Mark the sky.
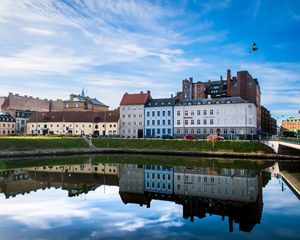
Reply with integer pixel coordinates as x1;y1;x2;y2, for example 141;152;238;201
0;0;299;122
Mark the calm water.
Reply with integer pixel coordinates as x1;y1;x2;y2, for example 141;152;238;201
0;155;299;240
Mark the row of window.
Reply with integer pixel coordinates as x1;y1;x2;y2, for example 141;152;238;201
176;128;237;134
177;109;215;116
146;181;172;190
176;175;247;185
0;118;14;122
146;173;172;180
146;128;172;135
32;124;117;128
122;122;143;126
176;184;248;196
176;118;253;126
177;119;214;125
121;106;143;111
146;119;171;126
122;114;143;119
1;130;14;134
0;123;15;128
146;110;171;117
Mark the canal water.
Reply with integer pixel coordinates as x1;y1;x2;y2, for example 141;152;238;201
0;155;299;240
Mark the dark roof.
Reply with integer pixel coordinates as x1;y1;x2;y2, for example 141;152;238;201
70;94;108;107
120;92;151;105
28;109;119;123
145;97;177;107
175;97;248;106
0;112;15;121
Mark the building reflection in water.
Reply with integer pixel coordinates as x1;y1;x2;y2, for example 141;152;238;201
0;162;265;233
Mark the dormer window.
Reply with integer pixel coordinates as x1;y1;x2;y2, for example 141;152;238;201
226;100;231;104
207;101;212;104
216;101;220;104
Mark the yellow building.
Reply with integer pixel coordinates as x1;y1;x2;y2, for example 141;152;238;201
26;109;119;136
63;91;108;112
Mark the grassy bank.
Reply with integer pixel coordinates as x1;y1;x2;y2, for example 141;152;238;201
92;138;272;153
0;136;87;151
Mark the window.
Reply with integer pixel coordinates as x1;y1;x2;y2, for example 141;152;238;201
152;111;155;117
197;119;200;125
177;111;180;116
191;110;194;116
191;120;194;125
177;129;181;134
197;128;201;134
152;120;155;125
133;114;136;118
210;109;214;115
203;110;207;115
210;128;213;134
139;114;142;118
224;129;228;134
157;120;160;125
162;120;166;125
197;110;201;115
163;111;166;116
157;129;161;134
168;120;171;125
168;111;171;116
185;120;188;125
203;119;207;125
185;110;188;116
167;129;171;134
210;119;214;125
162;129;166;134
147;120;150;126
157;111;160;117
191;129;194;134
128;114;131;118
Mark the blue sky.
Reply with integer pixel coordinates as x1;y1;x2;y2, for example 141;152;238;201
0;0;299;122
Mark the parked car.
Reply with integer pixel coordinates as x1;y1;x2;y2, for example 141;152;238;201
162;134;175;139
183;135;196;140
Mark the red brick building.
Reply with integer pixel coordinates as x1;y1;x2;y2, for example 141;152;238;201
261;106;277;136
181;70;261;129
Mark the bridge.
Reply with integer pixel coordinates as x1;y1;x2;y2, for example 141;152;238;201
261;137;300;156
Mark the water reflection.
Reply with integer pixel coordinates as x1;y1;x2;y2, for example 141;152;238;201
0;159;270;234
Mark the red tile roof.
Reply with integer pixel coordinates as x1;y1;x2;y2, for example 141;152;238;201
120;92;151;105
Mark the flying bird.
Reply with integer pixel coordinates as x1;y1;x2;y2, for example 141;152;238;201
249;42;259;53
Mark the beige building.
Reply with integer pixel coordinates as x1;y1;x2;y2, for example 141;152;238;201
63;91;108;112
0;112;15;135
26;110;120;136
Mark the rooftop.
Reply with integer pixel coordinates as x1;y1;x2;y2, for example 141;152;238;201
120;91;151;106
175;97;248;106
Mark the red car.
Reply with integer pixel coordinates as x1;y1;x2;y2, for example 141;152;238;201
184;135;196;140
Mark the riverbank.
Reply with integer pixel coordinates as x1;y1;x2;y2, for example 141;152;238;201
0;147;300;160
0;136;299;160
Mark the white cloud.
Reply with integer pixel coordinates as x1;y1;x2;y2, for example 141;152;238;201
0;45;92;74
21;27;56;36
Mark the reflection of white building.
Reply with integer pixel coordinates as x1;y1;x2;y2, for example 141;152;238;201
174;167;260;202
144;165;174;194
119;164;144;194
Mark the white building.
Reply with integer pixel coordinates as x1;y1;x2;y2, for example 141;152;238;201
174;97;257;139
120;91;151;138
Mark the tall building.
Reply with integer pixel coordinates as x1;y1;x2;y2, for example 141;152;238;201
120;91;151;138
144;97;177;138
181;70;261;129
174;97;257;139
261;106;277;136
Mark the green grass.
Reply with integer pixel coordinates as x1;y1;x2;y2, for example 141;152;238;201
92;138;272;153
0;136;88;151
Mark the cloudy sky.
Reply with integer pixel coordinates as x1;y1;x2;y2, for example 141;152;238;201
0;0;299;121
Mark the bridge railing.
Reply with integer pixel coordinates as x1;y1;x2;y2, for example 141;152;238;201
262;136;300;145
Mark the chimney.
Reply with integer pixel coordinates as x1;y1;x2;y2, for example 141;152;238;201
171;94;173;98
147;90;151;95
189;77;193;83
140;91;143;94
227;69;231;97
220;76;223;81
